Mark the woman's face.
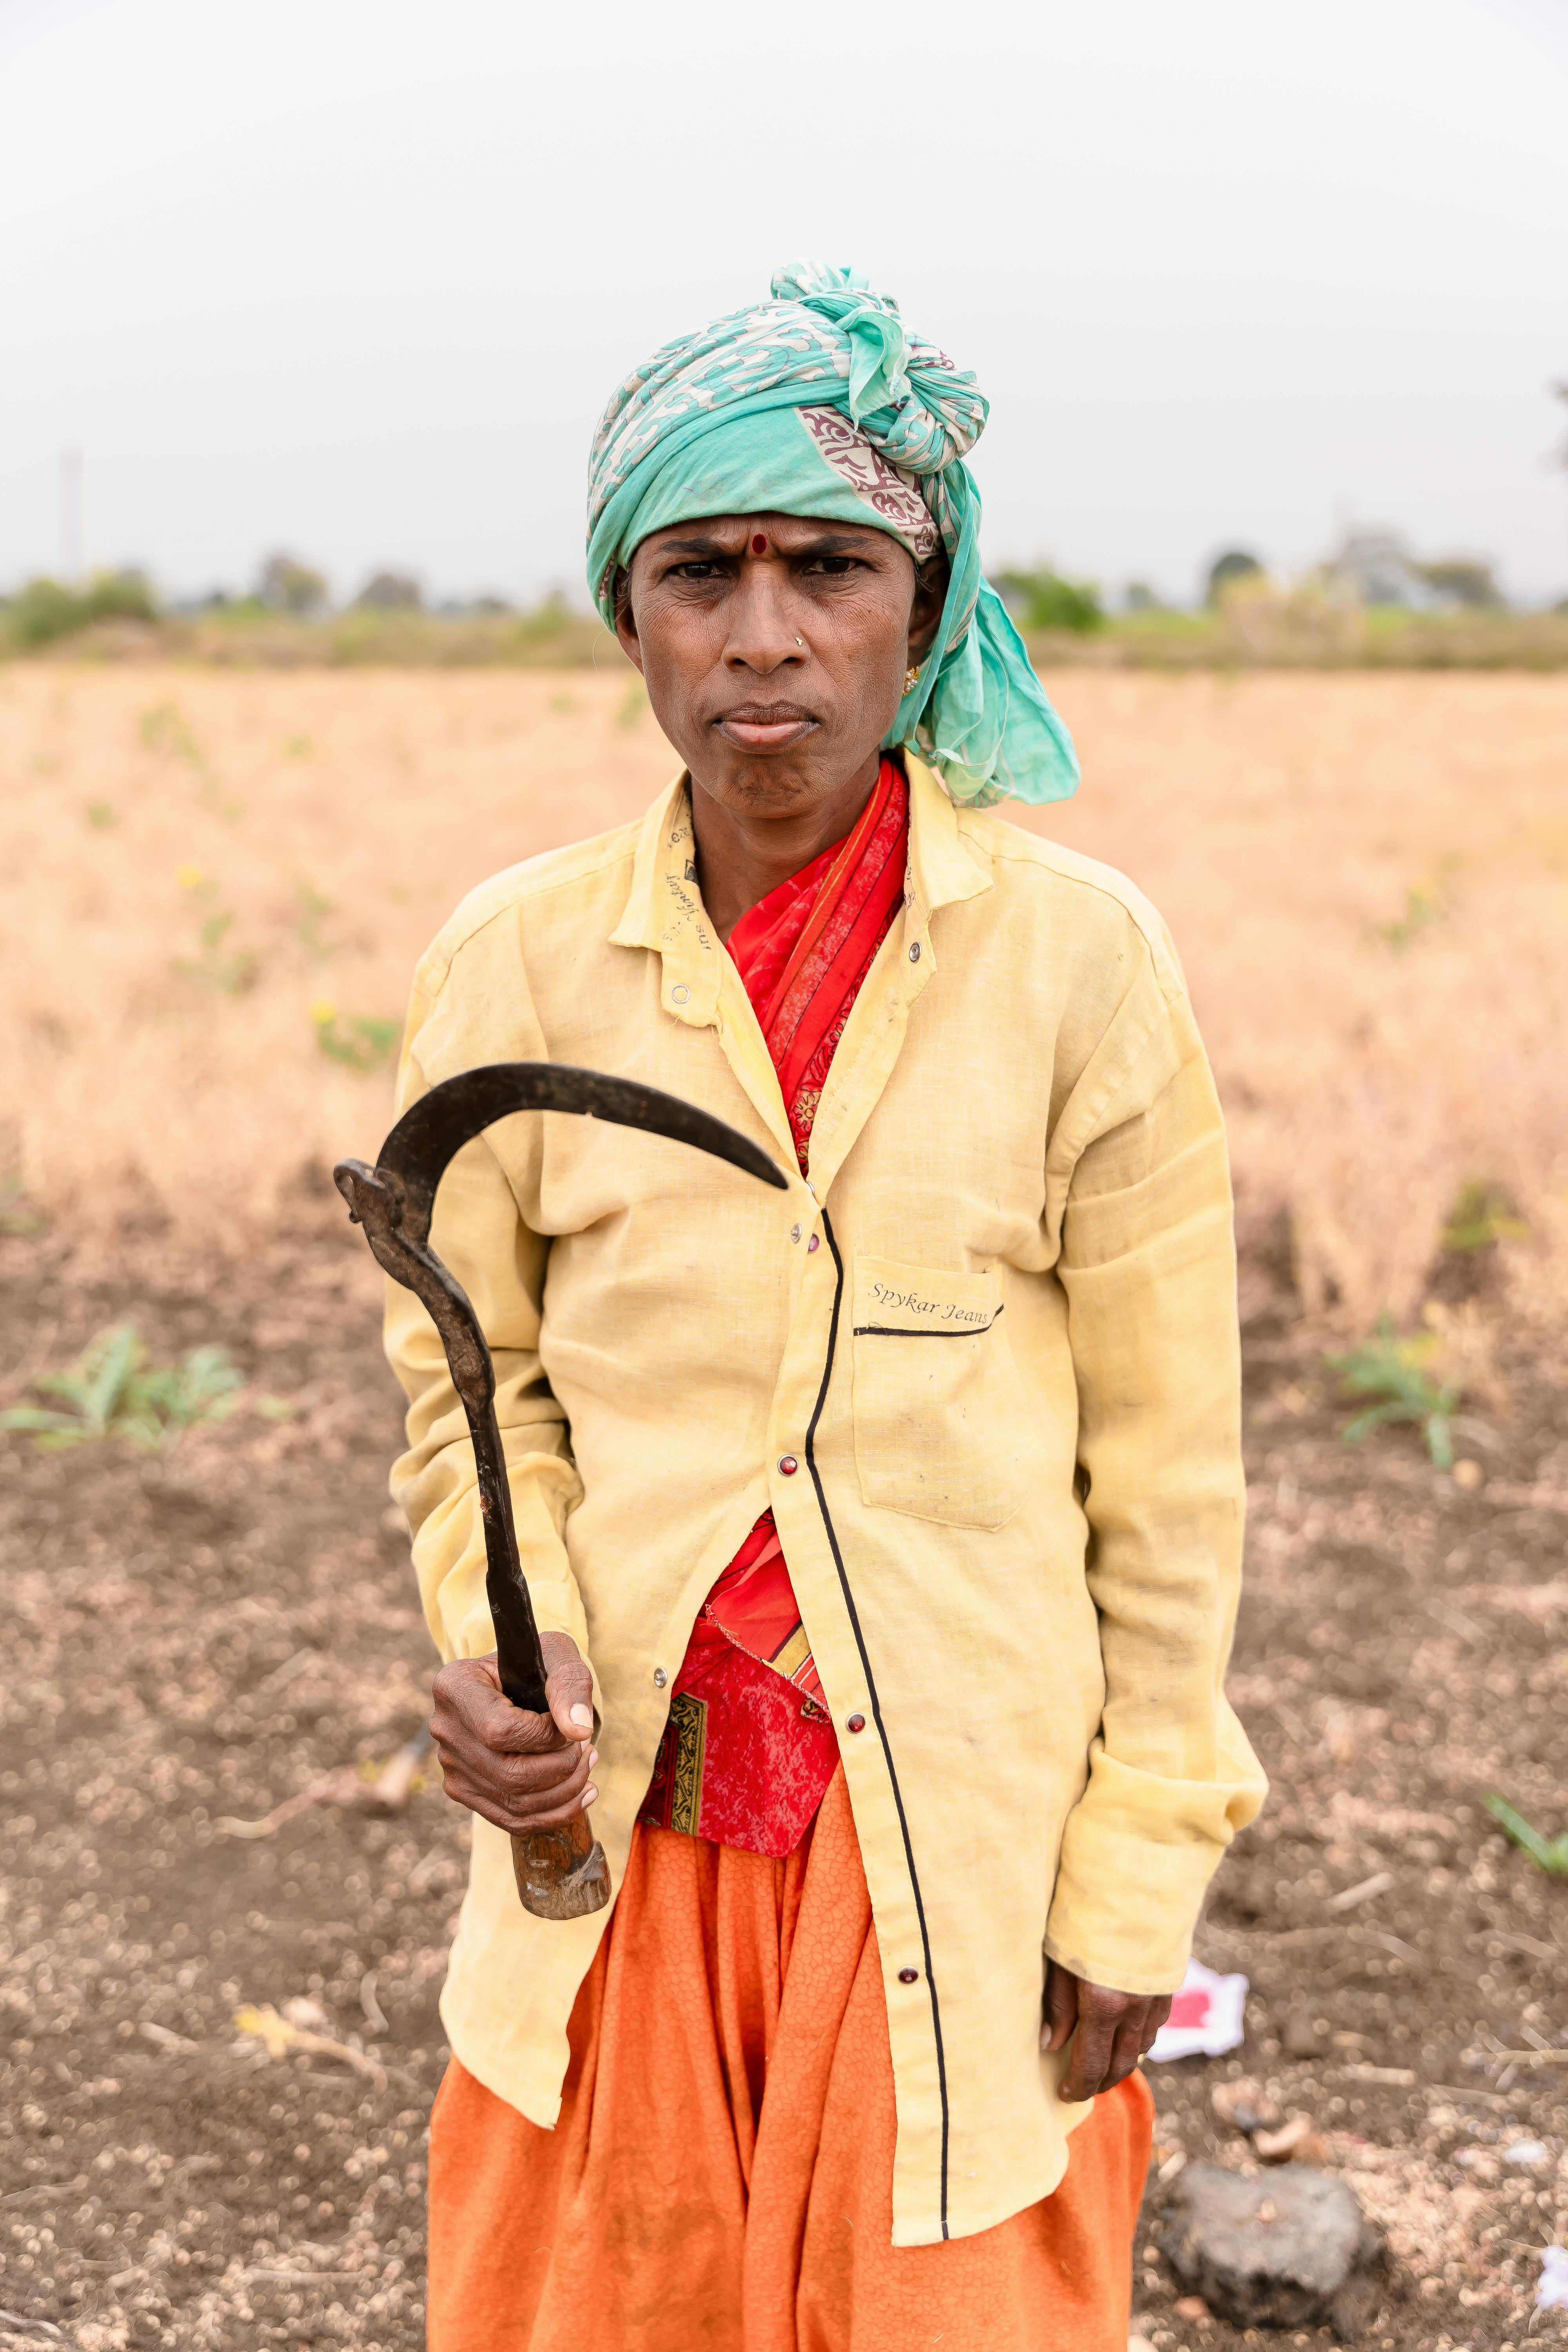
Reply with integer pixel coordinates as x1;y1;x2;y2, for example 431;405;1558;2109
615;512;945;823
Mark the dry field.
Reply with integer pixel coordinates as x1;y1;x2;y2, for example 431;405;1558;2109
2;662;1565;1318
2;664;1567;2352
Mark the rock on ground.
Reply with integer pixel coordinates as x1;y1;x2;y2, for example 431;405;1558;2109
1155;2160;1389;2337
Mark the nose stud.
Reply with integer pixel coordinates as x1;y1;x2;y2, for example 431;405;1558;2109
795;635;804;648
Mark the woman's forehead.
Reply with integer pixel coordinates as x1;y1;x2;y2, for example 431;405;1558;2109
636;514;895;554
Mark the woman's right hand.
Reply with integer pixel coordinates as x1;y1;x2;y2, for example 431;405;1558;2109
429;1632;598;1833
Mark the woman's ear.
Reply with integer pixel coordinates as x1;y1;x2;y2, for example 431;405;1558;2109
613;566;646;673
908;554;950;662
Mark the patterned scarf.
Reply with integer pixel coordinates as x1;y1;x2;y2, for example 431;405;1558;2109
584;259;1079;812
728;754;909;1170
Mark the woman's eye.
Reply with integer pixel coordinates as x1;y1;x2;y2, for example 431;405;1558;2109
804;556;858;576
669;561;723;581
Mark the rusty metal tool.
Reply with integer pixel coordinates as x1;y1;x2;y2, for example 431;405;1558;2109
334;1062;786;1921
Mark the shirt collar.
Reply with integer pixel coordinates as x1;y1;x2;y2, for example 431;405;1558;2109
610;753;993;1019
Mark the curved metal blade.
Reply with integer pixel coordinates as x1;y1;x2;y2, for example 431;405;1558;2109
376;1062;787;1247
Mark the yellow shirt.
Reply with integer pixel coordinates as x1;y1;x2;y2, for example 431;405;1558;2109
387;756;1265;2248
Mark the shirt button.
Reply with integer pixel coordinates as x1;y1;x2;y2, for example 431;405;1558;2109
778;1454;799;1476
908;942;921;962
846;1712;866;1733
671;984;690;1004
898;1967;919;1984
790;1223;802;1243
652;1666;668;1688
806;1234;820;1252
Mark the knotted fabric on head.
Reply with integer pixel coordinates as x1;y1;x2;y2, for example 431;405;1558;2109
586;260;1078;810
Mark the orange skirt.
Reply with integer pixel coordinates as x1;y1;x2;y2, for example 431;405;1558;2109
428;1769;1152;2351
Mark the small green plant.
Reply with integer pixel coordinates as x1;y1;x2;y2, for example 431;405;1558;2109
0;1173;43;1236
140;701;244;821
1327;1316;1482;1470
83;799;118;831
1372;854;1459;951
1482;1792;1568;1877
0;1322;243;1452
1443;1179;1528;1253
140;700;201;762
311;1002;400;1071
290;873;339;958
172;866;258;995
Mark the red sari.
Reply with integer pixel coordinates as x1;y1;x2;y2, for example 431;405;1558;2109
639;757;910;1859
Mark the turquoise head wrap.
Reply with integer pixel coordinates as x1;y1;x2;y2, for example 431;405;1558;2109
586;260;1079;811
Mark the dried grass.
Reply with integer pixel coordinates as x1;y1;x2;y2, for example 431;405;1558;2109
1016;670;1568;1323
3;662;1564;1324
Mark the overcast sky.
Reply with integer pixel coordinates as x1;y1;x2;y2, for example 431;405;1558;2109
3;0;1566;608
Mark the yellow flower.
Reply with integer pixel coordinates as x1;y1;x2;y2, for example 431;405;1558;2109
310;999;336;1026
175;863;204;890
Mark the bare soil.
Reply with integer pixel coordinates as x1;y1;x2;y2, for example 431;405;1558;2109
1;1227;1564;2351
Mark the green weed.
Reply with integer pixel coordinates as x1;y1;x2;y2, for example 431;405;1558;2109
0;1174;43;1237
290;873;339;958
172;866;258;995
83;799;118;831
1443;1179;1528;1253
1327;1316;1483;1470
1482;1792;1568;1877
0;1322;243;1452
140;701;244;821
310;1002;400;1072
140;701;201;762
1372;855;1459;951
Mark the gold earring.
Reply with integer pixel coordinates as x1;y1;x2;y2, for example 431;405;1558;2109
903;663;921;695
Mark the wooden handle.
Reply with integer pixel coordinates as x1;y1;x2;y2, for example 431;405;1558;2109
510;1811;611;1920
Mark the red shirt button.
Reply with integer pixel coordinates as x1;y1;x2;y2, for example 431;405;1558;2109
778;1455;799;1475
898;1967;919;1985
846;1713;866;1733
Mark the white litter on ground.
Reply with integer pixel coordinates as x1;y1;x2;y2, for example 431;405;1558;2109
1146;1957;1249;2063
1538;2245;1568;2312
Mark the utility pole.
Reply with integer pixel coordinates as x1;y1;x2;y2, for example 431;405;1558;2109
59;449;83;583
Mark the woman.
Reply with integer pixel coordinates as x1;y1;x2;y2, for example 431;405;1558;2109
391;260;1265;2349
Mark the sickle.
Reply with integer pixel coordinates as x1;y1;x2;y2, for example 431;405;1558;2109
334;1063;787;1920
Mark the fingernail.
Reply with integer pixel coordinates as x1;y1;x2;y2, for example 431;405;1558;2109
569;1704;593;1731
588;1748;599;1769
582;1784;598;1807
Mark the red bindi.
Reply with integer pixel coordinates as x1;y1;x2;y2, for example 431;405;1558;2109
751;534;767;554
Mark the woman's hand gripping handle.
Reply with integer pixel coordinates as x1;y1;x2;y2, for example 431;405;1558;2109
430;1631;610;1920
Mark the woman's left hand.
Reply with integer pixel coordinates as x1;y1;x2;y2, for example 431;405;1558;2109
1042;1963;1171;2101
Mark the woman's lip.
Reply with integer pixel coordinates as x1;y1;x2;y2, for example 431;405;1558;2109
718;713;817;750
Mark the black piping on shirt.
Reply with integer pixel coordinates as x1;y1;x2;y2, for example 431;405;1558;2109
805;1208;952;2239
853;1306;1005;1339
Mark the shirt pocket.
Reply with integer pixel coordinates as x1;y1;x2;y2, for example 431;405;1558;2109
850;1254;1032;1530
